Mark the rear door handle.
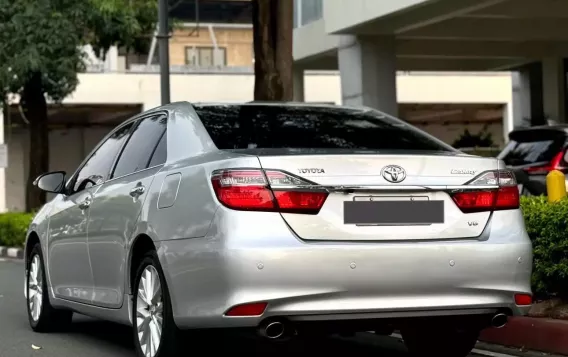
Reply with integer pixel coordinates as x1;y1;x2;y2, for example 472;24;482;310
129;185;145;197
79;197;92;210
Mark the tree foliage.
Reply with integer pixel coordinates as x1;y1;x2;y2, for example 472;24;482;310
0;0;158;211
451;126;494;148
0;0;158;103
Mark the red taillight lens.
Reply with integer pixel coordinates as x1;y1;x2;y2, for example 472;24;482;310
272;190;329;214
514;293;532;306
451;170;519;213
524;151;564;175
495;186;520;209
211;169;328;214
451;190;496;213
210;170;274;210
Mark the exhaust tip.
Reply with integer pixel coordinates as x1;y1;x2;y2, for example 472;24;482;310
491;313;508;328
263;321;285;339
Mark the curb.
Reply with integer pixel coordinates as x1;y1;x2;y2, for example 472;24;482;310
474;341;565;357
480;316;568;356
0;246;24;259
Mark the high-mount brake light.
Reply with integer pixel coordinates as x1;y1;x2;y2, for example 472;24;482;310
211;169;328;214
451;170;519;213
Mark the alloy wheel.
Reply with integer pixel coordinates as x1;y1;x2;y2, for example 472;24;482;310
136;265;164;357
28;254;43;322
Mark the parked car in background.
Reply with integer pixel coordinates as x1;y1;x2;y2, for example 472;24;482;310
25;102;532;357
497;125;568;196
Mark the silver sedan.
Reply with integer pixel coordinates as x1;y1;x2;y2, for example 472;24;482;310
24;102;532;357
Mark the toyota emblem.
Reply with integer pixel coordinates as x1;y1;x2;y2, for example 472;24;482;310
381;165;406;183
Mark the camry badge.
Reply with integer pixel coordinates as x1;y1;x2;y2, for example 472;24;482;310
451;169;476;175
381;165;406;183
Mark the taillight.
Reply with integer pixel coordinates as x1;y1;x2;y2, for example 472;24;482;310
451;170;519;213
524;151;564;175
211;169;328;214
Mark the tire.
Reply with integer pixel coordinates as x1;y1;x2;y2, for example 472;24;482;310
27;243;73;332
521;187;533;197
523;181;546;196
401;326;480;357
132;251;180;357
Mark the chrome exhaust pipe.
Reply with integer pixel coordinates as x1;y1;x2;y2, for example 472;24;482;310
491;313;508;328
259;321;286;339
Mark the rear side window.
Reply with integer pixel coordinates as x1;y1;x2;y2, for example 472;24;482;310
193;105;454;152
148;131;167;167
111;115;167;178
498;130;566;165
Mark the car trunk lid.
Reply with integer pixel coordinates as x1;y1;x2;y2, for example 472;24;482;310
255;153;501;241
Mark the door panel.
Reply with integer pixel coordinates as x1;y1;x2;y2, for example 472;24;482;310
87;169;159;308
47;189;96;303
87;114;167;308
48;120;135;304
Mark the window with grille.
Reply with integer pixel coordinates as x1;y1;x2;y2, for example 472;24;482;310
185;46;227;67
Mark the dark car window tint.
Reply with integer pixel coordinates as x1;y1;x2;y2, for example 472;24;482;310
193;105;454;152
112;115;167;178
498;130;566;166
74;122;134;192
148;131;167;167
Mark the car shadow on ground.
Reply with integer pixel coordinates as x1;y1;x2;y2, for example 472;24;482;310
63;316;408;356
65;317;135;353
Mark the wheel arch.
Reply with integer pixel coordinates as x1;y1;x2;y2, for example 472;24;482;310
127;234;157;295
25;231;41;266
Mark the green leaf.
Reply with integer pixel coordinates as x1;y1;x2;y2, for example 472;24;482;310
0;0;157;101
521;195;568;299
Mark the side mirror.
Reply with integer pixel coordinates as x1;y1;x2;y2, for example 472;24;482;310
33;171;66;193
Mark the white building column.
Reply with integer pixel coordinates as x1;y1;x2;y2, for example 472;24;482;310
104;46;119;72
338;35;398;116
542;57;566;123
510;69;532;132
293;66;305;102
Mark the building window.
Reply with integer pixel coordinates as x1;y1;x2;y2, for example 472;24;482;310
185;46;227;67
294;0;323;28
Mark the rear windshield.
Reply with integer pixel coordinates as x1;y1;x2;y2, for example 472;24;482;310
193;105;455;152
498;130;566;165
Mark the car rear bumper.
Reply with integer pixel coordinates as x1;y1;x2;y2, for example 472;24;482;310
158;208;533;329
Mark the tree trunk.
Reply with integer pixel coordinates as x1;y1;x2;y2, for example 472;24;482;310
252;0;294;101
21;72;49;212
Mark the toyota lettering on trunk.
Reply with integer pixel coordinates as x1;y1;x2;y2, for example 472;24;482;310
298;168;325;174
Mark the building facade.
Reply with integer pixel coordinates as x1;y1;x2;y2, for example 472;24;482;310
0;0;525;212
292;0;568;128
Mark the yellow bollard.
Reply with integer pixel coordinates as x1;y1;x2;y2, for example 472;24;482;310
546;170;567;202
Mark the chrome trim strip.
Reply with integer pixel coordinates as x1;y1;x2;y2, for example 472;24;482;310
270;185;500;192
287;308;498;321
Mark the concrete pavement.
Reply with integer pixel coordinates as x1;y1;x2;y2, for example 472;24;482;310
0;258;532;357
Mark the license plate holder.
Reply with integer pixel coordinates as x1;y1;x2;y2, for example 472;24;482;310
344;200;444;225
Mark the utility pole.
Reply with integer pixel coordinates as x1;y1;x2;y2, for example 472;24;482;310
158;0;171;105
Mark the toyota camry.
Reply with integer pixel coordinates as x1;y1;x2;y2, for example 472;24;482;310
24;102;533;357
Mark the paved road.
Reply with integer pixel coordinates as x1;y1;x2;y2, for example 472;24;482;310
0;258;509;357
